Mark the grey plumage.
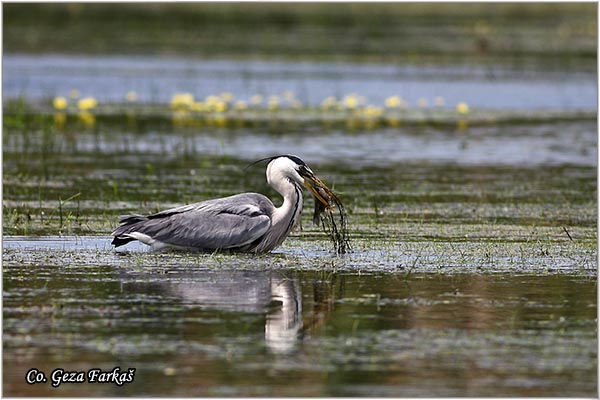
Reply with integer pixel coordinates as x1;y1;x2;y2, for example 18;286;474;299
111;155;333;253
113;193;279;252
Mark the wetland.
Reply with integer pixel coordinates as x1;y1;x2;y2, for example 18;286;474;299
3;3;597;397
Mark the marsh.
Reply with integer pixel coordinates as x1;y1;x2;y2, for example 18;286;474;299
3;3;597;397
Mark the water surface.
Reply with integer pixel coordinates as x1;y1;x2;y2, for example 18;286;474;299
3;251;597;397
3;51;597;396
4;55;596;110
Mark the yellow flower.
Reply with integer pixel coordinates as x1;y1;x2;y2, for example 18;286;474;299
363;106;383;118
77;97;97;111
456;102;470;114
190;102;205;112
53;96;68;110
170;93;194;110
203;96;227;112
342;94;359;109
126;91;138;102
385;96;409;109
204;95;220;106
384;96;401;108
213;101;227;113
434;96;445;107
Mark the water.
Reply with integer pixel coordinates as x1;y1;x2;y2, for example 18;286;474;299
4;54;597;110
2;54;597;397
3;255;597;396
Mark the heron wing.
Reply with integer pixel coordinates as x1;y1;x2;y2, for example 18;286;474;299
114;193;274;250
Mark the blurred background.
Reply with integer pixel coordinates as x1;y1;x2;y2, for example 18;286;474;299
4;3;596;64
3;2;597;109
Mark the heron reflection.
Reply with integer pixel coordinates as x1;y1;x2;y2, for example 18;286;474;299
265;275;303;353
125;269;304;353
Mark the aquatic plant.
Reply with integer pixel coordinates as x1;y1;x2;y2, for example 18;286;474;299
77;97;98;111
53;96;68;110
170;92;194;110
384;96;403;108
456;102;470;114
5;89;595;137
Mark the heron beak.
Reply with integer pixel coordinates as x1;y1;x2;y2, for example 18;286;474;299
301;170;336;210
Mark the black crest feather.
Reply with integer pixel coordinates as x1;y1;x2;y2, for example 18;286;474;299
245;154;306;170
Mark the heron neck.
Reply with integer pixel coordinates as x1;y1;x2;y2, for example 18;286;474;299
272;178;303;232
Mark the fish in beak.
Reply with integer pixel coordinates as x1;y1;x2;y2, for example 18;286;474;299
299;166;338;211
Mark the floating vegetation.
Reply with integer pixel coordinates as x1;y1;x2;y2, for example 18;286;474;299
312;186;351;255
5;93;595;134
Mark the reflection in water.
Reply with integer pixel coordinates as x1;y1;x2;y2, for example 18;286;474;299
3;256;596;397
165;270;273;314
124;269;303;354
265;276;303;353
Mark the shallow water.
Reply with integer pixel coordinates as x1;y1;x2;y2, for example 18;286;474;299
4;54;597;110
7;119;596;167
3;145;598;396
3;52;598;396
3;251;597;396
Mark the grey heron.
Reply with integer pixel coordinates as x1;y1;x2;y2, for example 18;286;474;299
111;155;337;253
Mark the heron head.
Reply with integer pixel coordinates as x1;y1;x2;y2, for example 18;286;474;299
264;155;336;210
